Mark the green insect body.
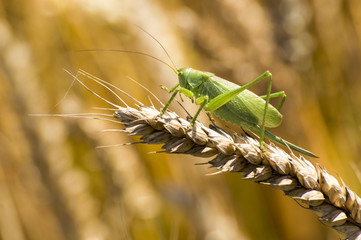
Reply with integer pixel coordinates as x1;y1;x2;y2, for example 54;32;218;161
161;67;317;158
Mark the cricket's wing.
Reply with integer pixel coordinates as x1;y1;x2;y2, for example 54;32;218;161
203;76;282;128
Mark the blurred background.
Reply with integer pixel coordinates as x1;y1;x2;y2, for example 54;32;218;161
1;0;361;239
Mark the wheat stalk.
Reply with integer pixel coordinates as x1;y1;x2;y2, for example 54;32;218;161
110;104;361;240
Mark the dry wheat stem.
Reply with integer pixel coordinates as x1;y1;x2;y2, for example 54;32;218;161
111;104;361;240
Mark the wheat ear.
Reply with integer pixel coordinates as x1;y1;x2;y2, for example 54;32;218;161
111;104;361;240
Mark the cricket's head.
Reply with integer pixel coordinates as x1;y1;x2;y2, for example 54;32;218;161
177;68;213;90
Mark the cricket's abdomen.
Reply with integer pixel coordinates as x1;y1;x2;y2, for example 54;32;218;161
200;76;282;129
212;103;259;129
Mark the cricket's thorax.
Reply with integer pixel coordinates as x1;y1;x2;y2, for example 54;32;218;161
177;68;214;91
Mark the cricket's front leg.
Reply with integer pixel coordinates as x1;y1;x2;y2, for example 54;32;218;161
161;83;179;93
160;88;179;116
159;85;194;116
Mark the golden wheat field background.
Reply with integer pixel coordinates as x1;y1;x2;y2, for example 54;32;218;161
1;0;361;239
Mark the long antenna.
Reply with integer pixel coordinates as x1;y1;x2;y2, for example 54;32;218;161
134;25;178;71
75;49;177;74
